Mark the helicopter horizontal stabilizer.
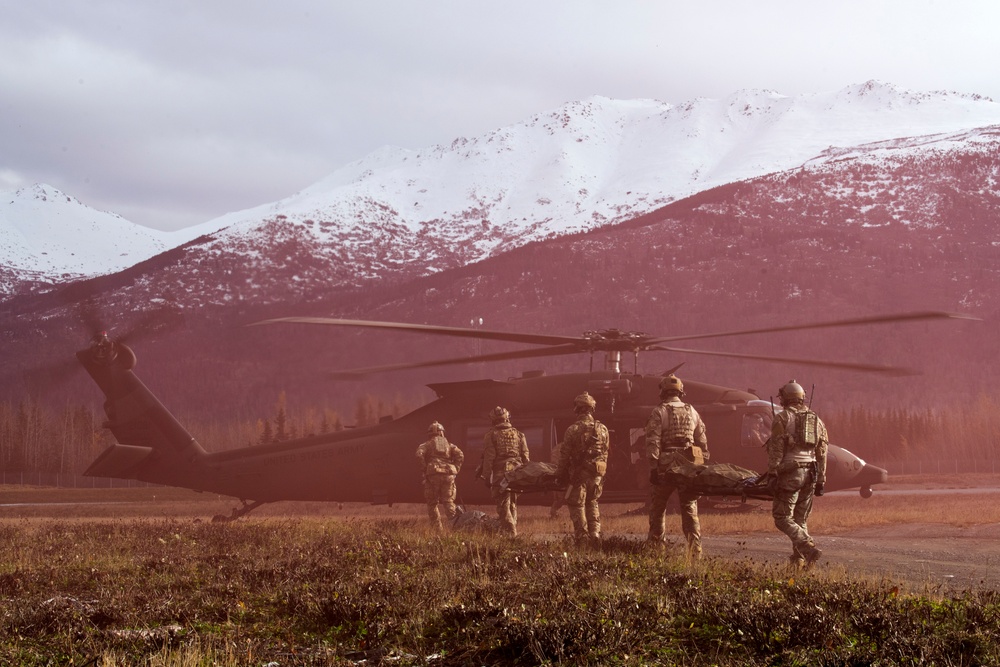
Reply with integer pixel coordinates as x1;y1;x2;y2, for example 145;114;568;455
84;443;154;478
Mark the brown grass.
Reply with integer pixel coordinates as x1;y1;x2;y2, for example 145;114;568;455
4;480;1000;665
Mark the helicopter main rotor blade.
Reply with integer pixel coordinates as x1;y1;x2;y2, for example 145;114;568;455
646;311;978;346
253;317;581;347
330;343;585;380
648;345;914;375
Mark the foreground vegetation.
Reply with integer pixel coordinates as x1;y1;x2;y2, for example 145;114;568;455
2;498;1000;665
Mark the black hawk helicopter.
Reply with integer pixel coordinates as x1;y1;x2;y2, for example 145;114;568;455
77;311;970;519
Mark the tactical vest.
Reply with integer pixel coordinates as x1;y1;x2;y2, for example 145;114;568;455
661;402;696;447
423;436;458;475
490;427;524;461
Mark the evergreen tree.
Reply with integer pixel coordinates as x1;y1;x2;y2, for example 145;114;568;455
259;419;274;445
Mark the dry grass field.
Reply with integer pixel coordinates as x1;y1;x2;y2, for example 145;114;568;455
2;476;1000;665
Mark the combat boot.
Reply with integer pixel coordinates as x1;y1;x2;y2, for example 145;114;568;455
685;535;702;562
644;537;668;551
802;544;822;570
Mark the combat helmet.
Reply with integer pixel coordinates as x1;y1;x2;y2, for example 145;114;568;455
659;373;684;396
778;380;806;405
427;421;445;435
489;406;510;424
573;391;597;412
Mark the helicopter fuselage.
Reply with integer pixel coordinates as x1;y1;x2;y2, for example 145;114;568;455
79;344;887;508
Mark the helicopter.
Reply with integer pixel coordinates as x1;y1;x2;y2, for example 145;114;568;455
76;311;972;519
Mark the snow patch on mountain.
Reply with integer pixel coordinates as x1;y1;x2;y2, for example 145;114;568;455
0;184;173;279
197;81;1000;258
3;81;1000;296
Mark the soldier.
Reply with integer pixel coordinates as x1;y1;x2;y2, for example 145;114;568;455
415;421;464;531
766;380;828;569
555;392;610;543
480;406;530;535
645;374;708;560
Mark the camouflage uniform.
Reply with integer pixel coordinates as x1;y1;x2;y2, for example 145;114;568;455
416;428;464;531
768;396;828;567
646;395;708;557
481;416;530;535
556;408;611;541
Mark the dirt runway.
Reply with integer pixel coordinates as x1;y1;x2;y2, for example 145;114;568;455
704;522;1000;592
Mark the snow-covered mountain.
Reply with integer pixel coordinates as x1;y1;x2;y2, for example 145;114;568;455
190;81;1000;279
0;184;161;294
4;81;1000;414
2;80;999;299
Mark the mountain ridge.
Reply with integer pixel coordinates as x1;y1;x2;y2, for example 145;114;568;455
2;80;998;418
4;81;1000;298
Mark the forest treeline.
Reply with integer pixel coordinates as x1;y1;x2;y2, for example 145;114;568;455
823;395;1000;462
2;394;999;476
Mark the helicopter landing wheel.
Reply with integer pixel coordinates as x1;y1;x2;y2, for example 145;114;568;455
859;486;873;499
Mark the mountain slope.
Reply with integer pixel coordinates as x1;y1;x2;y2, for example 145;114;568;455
3;121;997;418
312;127;996;410
3;82;1000;420
3;81;1000;300
182;82;1000;294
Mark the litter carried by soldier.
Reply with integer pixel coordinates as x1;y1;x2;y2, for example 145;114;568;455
415;421;464;532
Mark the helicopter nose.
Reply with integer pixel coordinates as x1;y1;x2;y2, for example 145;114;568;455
858;462;889;486
853;462;889;498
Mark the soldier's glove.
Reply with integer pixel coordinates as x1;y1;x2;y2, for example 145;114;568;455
649;469;661;486
814;483;825;496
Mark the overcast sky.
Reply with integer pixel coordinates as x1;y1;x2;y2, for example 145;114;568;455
2;0;998;231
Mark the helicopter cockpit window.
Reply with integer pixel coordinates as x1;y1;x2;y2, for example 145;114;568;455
741;413;771;448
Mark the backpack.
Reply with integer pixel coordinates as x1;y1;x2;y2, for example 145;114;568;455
787;409;820;451
582;420;609;475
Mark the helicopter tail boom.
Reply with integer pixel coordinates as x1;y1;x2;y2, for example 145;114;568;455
77;341;208;486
